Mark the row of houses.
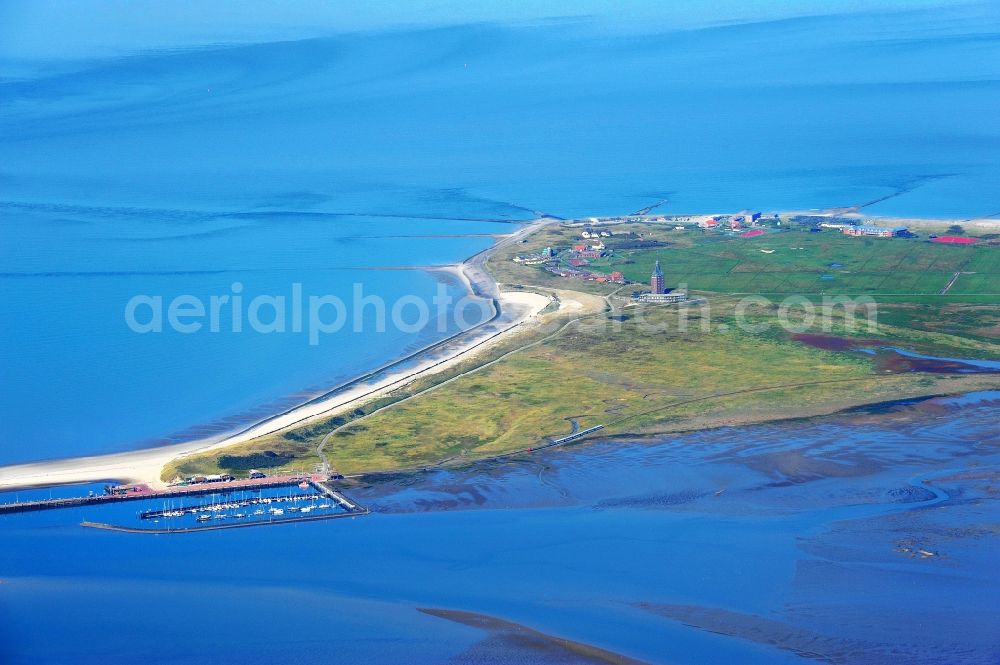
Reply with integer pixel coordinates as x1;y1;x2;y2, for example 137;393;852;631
698;212;763;231
545;264;627;284
512;247;557;264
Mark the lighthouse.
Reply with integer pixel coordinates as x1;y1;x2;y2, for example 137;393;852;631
650;260;665;295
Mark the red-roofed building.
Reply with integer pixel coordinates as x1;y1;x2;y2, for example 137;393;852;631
610;271;625;283
931;236;978;244
740;229;766;238
573;244;586;252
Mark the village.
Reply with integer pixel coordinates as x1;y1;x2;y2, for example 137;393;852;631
510;210;984;295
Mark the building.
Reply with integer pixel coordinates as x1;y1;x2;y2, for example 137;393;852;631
636;291;688;304
610;271;625;283
740;229;766;238
842;225;908;238
630;259;688;303
650;260;665;294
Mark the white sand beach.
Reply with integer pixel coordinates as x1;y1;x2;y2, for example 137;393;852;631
0;219;558;491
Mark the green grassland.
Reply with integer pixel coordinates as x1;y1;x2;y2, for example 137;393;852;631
518;223;1000;298
165;296;1000;480
163;220;1000;481
313;300;998;475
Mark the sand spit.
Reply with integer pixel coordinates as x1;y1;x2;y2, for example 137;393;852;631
0;220;555;491
419;608;651;665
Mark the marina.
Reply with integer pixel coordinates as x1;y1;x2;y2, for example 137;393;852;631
138;491;327;520
0;474;368;532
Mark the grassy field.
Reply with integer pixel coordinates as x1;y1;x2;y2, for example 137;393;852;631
520;224;1000;297
166;296;1000;479
163;219;1000;481
312;300;998;475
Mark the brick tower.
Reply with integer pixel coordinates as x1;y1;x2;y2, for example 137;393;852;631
650;260;665;294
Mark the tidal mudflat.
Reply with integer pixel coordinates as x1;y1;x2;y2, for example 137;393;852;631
1;392;997;663
350;392;1000;664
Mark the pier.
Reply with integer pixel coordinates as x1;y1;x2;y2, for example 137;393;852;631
313;478;365;513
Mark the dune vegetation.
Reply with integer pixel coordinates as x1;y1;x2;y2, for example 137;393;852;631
163;281;1000;481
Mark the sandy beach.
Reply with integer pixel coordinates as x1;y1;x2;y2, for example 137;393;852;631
0;220;556;491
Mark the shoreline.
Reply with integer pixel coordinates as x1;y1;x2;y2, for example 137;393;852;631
0;218;554;491
1;210;996;492
0;288;551;491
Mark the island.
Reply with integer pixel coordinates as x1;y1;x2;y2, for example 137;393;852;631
1;210;998;492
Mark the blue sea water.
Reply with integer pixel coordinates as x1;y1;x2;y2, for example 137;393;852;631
1;2;1000;662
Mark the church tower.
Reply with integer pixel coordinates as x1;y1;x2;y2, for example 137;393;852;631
650;260;665;294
